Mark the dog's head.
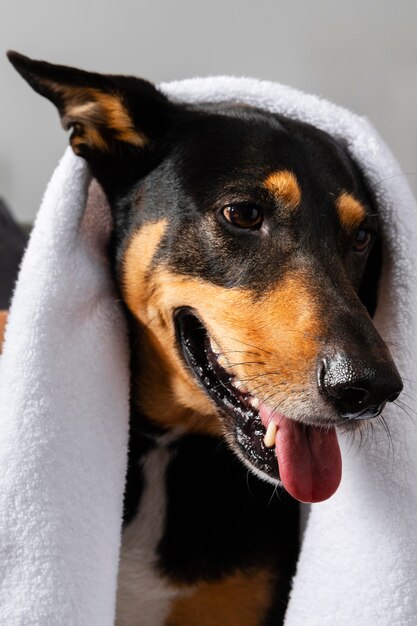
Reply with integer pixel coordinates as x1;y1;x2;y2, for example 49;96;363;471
9;52;403;503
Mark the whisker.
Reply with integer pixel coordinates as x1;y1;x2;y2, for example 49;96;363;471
234;371;286;383
355;422;371;453
214;349;261;357
258;390;283;415
393;400;416;425
401;377;417;388
268;483;282;506
246;470;254;499
220;360;266;369
377;414;394;457
222;335;275;356
235;380;272;396
367;171;417;193
262;393;294;426
395;397;417;416
397;390;416;403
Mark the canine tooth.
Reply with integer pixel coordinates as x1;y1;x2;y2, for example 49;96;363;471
264;422;277;448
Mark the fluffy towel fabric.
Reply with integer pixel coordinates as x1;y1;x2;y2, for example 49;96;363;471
0;151;130;625
1;76;416;625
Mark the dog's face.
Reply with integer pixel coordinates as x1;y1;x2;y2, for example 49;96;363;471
10;52;403;503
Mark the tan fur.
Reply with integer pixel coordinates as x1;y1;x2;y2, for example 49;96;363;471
0;310;8;353
336;191;366;230
122;221;222;435
122;221;322;434
70;123;109;154
167;568;274;626
44;83;147;153
264;170;301;209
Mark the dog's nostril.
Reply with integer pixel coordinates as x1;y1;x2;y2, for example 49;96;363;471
325;383;370;419
337;386;368;407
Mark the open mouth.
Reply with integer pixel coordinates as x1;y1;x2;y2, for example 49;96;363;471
174;307;342;503
174;306;277;476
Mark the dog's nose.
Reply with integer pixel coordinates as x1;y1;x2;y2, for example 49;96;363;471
318;353;403;420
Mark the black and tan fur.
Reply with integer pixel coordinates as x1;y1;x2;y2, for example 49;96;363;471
8;52;402;626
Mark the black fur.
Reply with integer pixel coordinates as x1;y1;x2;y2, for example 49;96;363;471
160;435;299;624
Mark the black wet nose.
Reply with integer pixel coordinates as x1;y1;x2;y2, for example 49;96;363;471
318;353;403;420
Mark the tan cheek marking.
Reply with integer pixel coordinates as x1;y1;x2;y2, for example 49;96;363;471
0;310;8;353
251;273;321;380
336;191;366;230
167;567;273;626
153;268;321;380
263;170;301;209
125;265;322;434
122;219;168;316
122;223;223;436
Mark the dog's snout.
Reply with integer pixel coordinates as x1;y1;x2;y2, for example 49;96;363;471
318;353;403;420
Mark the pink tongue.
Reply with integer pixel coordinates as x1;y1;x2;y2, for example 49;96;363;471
261;410;342;503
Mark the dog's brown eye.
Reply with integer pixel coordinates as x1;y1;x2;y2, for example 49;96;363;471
353;228;372;252
222;204;263;229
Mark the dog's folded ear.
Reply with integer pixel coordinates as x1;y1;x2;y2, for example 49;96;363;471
7;51;175;165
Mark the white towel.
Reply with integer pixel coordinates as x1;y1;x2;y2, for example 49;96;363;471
1;76;416;625
0;151;130;625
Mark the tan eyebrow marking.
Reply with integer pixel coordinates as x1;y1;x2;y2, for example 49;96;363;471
263;170;301;209
336;192;366;230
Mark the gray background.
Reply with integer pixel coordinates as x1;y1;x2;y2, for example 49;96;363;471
1;0;417;222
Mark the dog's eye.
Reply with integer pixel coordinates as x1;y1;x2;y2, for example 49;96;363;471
222;204;263;229
353;228;372;252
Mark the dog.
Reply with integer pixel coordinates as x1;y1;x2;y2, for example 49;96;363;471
7;52;403;626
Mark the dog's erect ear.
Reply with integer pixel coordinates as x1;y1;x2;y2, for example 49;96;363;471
7;51;174;163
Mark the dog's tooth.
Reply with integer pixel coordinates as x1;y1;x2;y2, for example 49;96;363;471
234;379;247;393
250;396;260;409
210;337;221;355
217;354;228;368
263;422;277;448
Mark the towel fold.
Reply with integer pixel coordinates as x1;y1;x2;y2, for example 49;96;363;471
1;76;416;625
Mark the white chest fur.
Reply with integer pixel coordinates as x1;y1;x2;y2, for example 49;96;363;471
116;446;185;626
